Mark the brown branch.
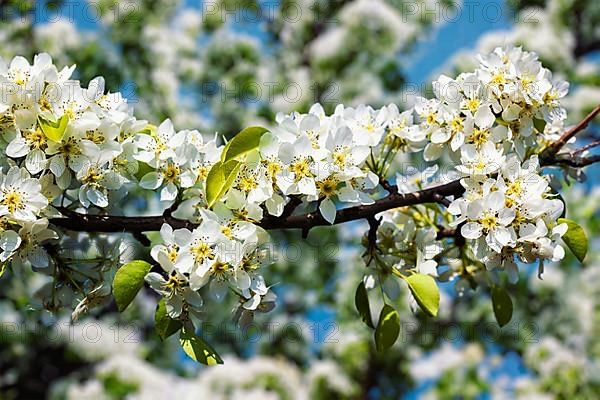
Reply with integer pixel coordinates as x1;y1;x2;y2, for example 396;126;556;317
550;154;600;168
572;139;600;155
432;193;451;207
540;104;600;163
436;227;456;239
51;179;465;234
49;106;600;237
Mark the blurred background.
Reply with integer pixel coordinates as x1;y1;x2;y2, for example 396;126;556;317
0;0;599;398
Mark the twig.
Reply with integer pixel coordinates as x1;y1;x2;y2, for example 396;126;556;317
432;193;451;207
550;154;600;168
540;104;600;162
572;139;600;155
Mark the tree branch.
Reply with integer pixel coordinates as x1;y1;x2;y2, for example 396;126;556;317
550;154;600;168
52;179;465;234
540;104;600;163
572;139;600;155
50;105;600;236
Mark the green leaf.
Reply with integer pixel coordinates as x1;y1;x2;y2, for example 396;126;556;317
134;161;154;182
139;123;157;135
39;115;69;142
205;160;241;208
405;274;439;317
355;281;374;329
155;299;183;340
558;218;588;262
221;126;269;163
374;304;400;351
112;260;152;312
491;286;513;327
533;118;546;134
180;328;223;365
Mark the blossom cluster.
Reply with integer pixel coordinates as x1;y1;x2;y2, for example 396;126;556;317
0;46;580;324
434;47;569;279
0;53;139;269
448;155;566;282
373;46;571;285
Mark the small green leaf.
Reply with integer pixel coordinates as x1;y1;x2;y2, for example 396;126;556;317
180;328;223;365
221;126;269;163
139;123;157;135
39;115;69;142
533;118;546;134
374;304;400;351
112;260;152;312
134;161;154;182
558;218;588;262
405;274;439;317
355;281;374;329
155;299;183;340
205;160;241;208
491;286;513;327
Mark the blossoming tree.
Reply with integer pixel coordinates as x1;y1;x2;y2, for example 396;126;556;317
0;45;597;364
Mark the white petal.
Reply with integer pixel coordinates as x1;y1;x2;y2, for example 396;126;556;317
140;172;163;190
0;230;21;251
6;137;29;158
160;182;178;201
166;296;183;318
183;288;203;308
461;222;482;239
319;198;336;224
25;149;46;174
474;106;495;128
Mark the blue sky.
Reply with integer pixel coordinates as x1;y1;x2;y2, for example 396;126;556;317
404;0;512;83
39;0;514;85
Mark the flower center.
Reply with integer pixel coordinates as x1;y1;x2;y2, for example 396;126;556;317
471;128;490;146
165;273;186;292
290;159;312;179
317;178;338;198
25;128;47;149
239;175;257;192
389;118;406;134
211;260;230;276
1;191;23;213
154;138;167;155
197;165;209;181
162;164;180;182
491;72;506;86
480;214;498;232
450;117;463;133
506;178;523;197
191;241;214;262
59;137;81;156
82;168;103;185
466;98;480;113
266;160;281;178
85;129;106;144
167;245;179;263
362;119;375;133
221;226;234;239
332;151;346;168
426;112;437;125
